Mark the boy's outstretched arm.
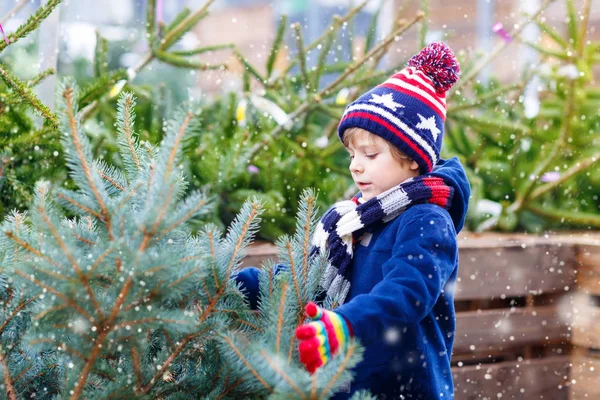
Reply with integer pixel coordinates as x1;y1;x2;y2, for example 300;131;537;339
334;206;458;347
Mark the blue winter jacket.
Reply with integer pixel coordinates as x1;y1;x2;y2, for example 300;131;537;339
234;157;470;399
331;156;470;399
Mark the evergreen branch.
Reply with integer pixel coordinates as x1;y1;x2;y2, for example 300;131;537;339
140;330;207;393
0;63;58;127
313;15;340;90
291;23;310;90
171;43;234;56
450;0;555;95
165;111;193;180
90;246;113;275
260;349;306;399
38;203;104;320
26;67;55;87
139;183;173;252
576;0;592;57
281;0;372;77
155;50;226;70
14;270;94;321
234;50;265;84
146;0;156;45
71;277;133;400
0;293;39;336
224;203;261;279
0;351;17;400
418;0;429;49
131;347;142;388
34;304;68;321
99;170;125;191
30;338;87;361
276;281;289;354
158;198;209;240
158;0;215;50
165;7;191;33
448;82;524;112
285;241;303;312
220;335;272;392
0;0;62;52
216;373;244;400
508;69;580;214
320;342;357;396
301;194;316;283
112;318;190;332
4;231;65;271
526;204;600;227
168;267;200;288
62;86;111;227
1;0;28;25
94;31;108;77
207;231;219;289
56;192;102;219
531;151;600;199
247;12;423;160
288;331;295;365
266;15;288;79
534;19;568;49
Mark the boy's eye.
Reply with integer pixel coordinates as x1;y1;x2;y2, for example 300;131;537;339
365;153;378;159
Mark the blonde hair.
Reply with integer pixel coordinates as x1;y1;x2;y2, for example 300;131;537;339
342;127;413;166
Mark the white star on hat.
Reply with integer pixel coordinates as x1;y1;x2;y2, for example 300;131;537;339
369;93;404;112
416;113;441;140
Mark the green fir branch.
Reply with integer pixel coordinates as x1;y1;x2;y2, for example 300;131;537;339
171;43;234;56
26;68;55;87
94;31;109;77
526;203;600;227
292;23;310;90
146;0;157;44
155;49;225;70
266;15;288;79
159;0;214;50
0;0;62;53
0;63;58;127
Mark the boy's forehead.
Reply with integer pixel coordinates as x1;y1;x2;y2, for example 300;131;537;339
346;130;382;149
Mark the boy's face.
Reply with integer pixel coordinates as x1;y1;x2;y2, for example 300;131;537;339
346;128;420;201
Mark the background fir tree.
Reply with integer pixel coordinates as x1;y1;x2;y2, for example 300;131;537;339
0;0;232;218
0;81;368;399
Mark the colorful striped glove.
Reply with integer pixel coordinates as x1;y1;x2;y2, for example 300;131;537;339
295;302;352;373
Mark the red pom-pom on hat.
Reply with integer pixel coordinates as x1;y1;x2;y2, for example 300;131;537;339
408;42;460;93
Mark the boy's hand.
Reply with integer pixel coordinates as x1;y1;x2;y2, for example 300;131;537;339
295;302;352;373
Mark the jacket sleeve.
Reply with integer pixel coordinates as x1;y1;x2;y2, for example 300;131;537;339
335;206;458;346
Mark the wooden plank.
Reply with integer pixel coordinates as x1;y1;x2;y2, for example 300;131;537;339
455;243;576;300
454;305;570;354
569;355;600;400
452;356;570;400
243;234;578;300
571;299;600;349
575;243;600;296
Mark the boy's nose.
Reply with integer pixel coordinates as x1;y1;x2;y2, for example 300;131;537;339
349;159;363;173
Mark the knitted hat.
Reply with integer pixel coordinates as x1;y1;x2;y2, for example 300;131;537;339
338;42;460;173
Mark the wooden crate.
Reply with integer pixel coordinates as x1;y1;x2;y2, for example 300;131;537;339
569;237;600;400
452;233;576;400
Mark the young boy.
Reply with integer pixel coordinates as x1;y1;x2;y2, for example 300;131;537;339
236;42;470;399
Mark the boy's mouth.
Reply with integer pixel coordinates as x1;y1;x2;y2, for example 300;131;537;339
356;182;371;190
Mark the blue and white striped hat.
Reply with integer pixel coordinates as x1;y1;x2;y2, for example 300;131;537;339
338;42;460;173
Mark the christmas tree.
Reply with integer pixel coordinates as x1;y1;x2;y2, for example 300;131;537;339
0;81;368;399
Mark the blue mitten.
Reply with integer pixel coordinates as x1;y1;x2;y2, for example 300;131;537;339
231;264;288;309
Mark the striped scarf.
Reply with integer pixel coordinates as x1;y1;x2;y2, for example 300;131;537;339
311;176;454;305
